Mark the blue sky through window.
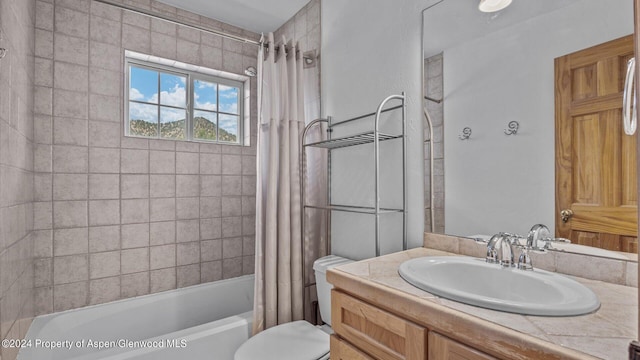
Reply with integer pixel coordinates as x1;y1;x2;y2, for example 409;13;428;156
130;66;158;103
195;80;217;111
219;85;239;114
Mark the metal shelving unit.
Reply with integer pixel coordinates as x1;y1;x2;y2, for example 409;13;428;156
300;93;407;257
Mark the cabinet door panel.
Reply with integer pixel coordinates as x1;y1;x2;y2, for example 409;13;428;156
428;332;497;360
332;290;427;360
331;335;376;360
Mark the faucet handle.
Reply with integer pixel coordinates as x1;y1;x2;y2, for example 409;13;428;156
517;247;535;270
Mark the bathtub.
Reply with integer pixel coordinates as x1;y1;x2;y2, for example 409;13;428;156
19;275;254;360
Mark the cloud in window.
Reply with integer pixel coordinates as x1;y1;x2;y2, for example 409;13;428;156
130;88;145;101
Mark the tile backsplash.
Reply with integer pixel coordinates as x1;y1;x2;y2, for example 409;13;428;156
32;0;260;315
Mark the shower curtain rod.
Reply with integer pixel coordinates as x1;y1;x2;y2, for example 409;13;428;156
92;0;315;63
92;0;261;45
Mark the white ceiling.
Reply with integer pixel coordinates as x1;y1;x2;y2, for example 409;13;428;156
423;0;580;57
155;0;311;34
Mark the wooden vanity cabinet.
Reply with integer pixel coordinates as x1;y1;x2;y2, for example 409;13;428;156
331;290;497;360
428;333;497;360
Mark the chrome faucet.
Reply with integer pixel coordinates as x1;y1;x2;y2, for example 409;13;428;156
480;225;571;270
485;233;518;267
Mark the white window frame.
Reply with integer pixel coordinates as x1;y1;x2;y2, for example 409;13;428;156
124;51;250;146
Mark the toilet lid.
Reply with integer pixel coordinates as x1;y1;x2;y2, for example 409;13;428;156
234;321;329;360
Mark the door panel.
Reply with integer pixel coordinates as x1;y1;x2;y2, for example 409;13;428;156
555;34;638;252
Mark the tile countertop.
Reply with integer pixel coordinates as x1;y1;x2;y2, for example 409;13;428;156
328;248;638;360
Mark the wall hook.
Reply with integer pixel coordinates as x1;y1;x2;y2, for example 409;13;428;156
459;127;472;140
504;121;519;135
0;48;6;60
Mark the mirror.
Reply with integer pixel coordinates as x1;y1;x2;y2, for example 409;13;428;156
422;0;637;261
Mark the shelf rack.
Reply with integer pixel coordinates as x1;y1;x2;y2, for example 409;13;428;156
300;93;407;257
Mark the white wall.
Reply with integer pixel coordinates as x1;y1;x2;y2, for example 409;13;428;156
322;0;437;259
442;0;633;237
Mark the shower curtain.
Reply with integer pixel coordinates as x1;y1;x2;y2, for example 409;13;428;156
253;33;325;334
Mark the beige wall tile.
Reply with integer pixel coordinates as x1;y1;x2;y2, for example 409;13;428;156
221;197;241;217
221;154;241;175
53;228;88;256
121;272;149;297
122;223;150;249
150;221;175;246
222;237;242;259
53;117;88;146
90;68;121;97
89;147;120;173
121;248;149;274
150;198;175;222
222;258;242;279
53;62;88;92
150;268;176;293
53;174;87;200
176;152;199;174
121;199;149;224
121;149;149;174
221;217;241;238
201;261;222;282
177;264;200;288
53;201;87;228
53;282;88;311
53;145;88;173
150;175;175;198
88;200;120;226
90;42;122;72
200;175;221;196
122;24;151;53
53;89;89;118
88;225;120;252
89;276;120;305
176;175;199;197
90;251;120;279
89;121;121;148
199;153;221;174
201;240;222;262
149;150;175;174
200;218;221;240
150;244;176;270
177;242;199;266
176;219;199;243
55;6;89;38
89;174;120;199
89;94;120;122
176;197;199;220
53;255;88;284
90;16;122;46
121;174;150;199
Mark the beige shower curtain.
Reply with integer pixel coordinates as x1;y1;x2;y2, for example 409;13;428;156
253;33;307;334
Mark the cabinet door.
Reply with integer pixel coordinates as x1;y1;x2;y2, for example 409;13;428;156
331;335;376;360
428;332;497;360
332;290;427;360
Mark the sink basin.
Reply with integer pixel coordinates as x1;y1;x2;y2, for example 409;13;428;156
398;256;600;316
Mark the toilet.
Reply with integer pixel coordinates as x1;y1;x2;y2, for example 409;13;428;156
234;255;354;360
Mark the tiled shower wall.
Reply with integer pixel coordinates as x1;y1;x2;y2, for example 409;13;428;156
424;54;444;233
0;0;36;359
32;0;260;315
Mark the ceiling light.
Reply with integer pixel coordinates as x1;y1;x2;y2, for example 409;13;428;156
478;0;512;13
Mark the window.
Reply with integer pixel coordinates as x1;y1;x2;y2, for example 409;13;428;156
125;54;246;144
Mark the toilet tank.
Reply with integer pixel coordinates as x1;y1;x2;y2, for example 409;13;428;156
313;255;353;326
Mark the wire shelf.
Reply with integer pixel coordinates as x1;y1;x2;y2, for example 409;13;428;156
303;131;402;149
304;204;404;215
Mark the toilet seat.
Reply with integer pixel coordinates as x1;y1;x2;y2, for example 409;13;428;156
234;320;329;360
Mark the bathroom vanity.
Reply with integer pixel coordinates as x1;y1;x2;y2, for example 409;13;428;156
327;246;637;360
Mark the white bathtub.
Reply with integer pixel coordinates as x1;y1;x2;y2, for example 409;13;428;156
19;275;254;360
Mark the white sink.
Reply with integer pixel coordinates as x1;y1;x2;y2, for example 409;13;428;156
398;256;600;316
